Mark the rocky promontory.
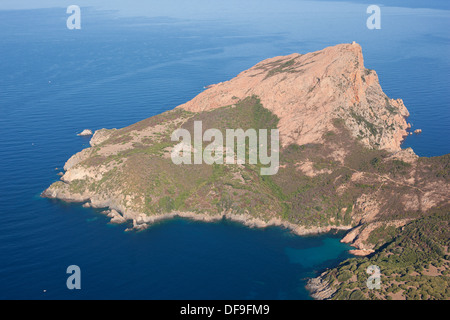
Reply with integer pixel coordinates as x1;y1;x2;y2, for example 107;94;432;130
178;42;410;152
42;43;449;299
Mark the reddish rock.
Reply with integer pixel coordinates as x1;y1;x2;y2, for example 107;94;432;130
178;43;410;152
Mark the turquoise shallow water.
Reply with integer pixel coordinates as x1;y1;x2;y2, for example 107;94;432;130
0;1;448;299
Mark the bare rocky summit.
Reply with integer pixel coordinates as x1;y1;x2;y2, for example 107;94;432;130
178;43;409;152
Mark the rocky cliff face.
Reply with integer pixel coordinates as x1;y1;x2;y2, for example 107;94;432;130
178;43;409;151
42;43;449;263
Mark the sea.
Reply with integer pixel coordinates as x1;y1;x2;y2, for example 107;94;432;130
0;0;448;299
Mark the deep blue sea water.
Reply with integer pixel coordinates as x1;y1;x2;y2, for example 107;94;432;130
0;1;448;299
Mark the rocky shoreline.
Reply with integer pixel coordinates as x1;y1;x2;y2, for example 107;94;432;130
42;185;352;236
43;186;355;301
306;273;336;300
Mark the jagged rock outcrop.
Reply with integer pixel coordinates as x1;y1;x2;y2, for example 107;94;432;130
90;128;117;146
306;273;337;300
385;147;418;163
77;129;93;136
178;43;409;151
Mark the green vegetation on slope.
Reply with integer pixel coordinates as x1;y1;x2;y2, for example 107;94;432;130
321;207;450;300
47;95;449;299
55;96;449;228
